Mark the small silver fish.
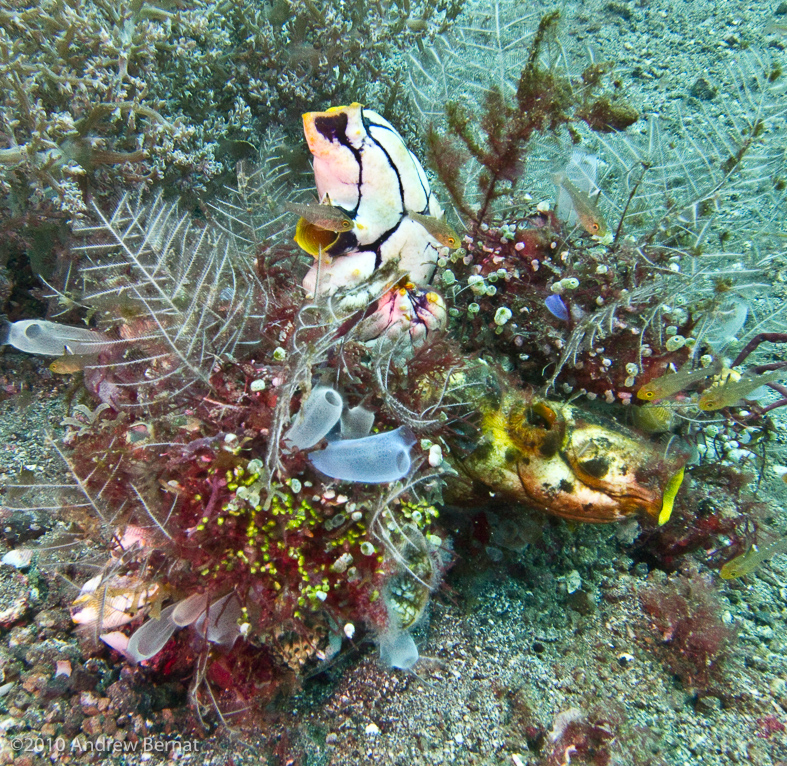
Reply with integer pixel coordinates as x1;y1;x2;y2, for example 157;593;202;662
285;202;354;233
552;172;610;242
408;211;460;248
698;369;783;411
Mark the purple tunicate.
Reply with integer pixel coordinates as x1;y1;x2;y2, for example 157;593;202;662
545;294;569;321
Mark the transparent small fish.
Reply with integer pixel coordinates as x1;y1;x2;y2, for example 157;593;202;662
698;370;783;411
636;361;721;402
552;172;610;242
408;211;460;248
285;201;354;232
720;535;787;579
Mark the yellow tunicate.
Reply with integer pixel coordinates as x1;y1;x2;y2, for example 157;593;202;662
658;466;685;526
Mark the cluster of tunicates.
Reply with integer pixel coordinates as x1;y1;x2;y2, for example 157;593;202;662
284;385;416;484
102;592;241;663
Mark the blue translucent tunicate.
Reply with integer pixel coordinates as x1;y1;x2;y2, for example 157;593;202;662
379;628;419;670
340;404;375;439
545;294;569;321
0;319;113;356
284;386;344;450
309;426;416;483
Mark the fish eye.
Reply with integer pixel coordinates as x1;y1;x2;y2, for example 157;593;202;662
592;223;599;232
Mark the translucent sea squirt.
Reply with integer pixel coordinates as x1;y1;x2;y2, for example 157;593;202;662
284;386;344;450
309;427;416;483
1;319;114;356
